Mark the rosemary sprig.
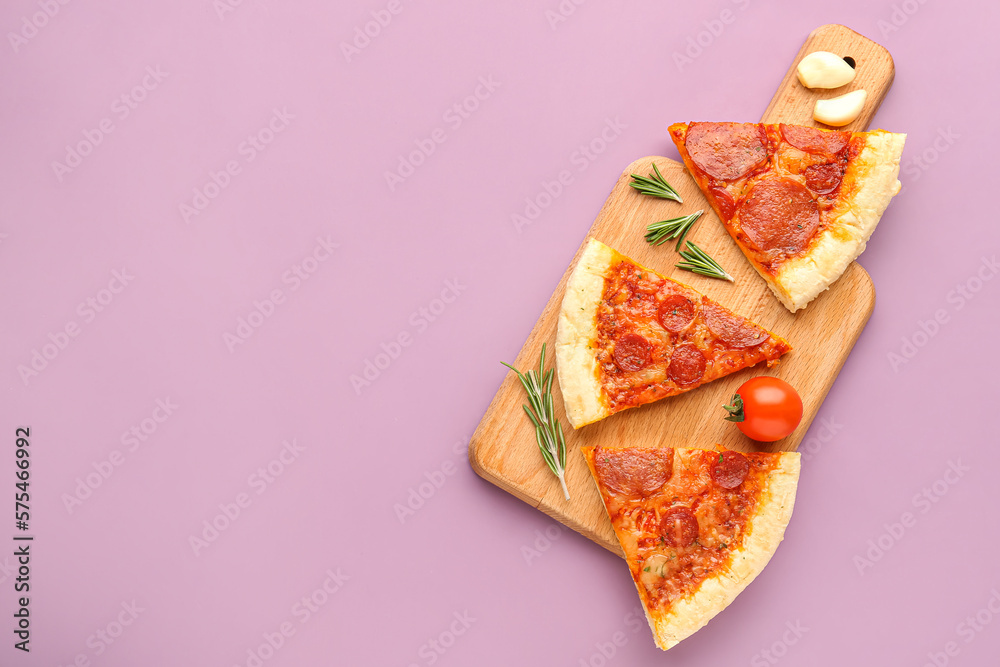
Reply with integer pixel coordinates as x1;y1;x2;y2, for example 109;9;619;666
629;163;683;203
501;343;570;500
675;241;734;282
644;209;704;251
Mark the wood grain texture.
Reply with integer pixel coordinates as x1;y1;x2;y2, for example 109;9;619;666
470;25;895;555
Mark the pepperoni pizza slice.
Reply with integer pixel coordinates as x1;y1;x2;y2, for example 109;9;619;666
582;445;801;650
556;239;790;429
668;122;905;312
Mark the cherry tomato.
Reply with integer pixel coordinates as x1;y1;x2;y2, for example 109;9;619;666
723;377;802;442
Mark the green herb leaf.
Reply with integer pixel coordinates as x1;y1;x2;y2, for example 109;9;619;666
629;162;683;203
644;210;704;251
675;241;734;282
501;343;570;500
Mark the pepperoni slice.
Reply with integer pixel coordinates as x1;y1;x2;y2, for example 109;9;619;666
593;447;673;497
804;162;845;194
709;185;736;220
657;295;696;332
737;176;820;255
711;451;750;489
659;507;699;547
686;122;768;182
613;333;651;372
780;124;850;157
703;304;769;348
667;344;706;385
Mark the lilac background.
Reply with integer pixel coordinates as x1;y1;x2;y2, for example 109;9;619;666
2;1;999;665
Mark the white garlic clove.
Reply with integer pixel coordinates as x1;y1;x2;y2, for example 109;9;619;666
797;51;857;89
813;89;867;127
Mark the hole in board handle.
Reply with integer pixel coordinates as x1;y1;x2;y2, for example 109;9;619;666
842;56;856;69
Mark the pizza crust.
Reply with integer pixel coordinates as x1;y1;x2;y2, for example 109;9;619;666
770;130;905;312
555;239;615;428
646;452;801;650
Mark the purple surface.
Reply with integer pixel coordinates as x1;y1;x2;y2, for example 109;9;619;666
2;1;999;665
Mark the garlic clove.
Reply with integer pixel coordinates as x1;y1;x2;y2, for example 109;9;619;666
813;89;867;127
797;51;857;89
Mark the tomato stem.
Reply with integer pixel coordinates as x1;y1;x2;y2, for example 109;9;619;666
723;393;745;423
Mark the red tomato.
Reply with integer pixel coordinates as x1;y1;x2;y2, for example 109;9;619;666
724;377;803;442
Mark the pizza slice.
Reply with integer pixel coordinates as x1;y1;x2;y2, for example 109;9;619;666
582;444;801;650
668;122;905;312
555;239;790;429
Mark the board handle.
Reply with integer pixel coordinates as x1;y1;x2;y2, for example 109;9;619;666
761;24;894;132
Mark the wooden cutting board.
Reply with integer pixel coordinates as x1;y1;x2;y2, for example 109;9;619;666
470;25;895;555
